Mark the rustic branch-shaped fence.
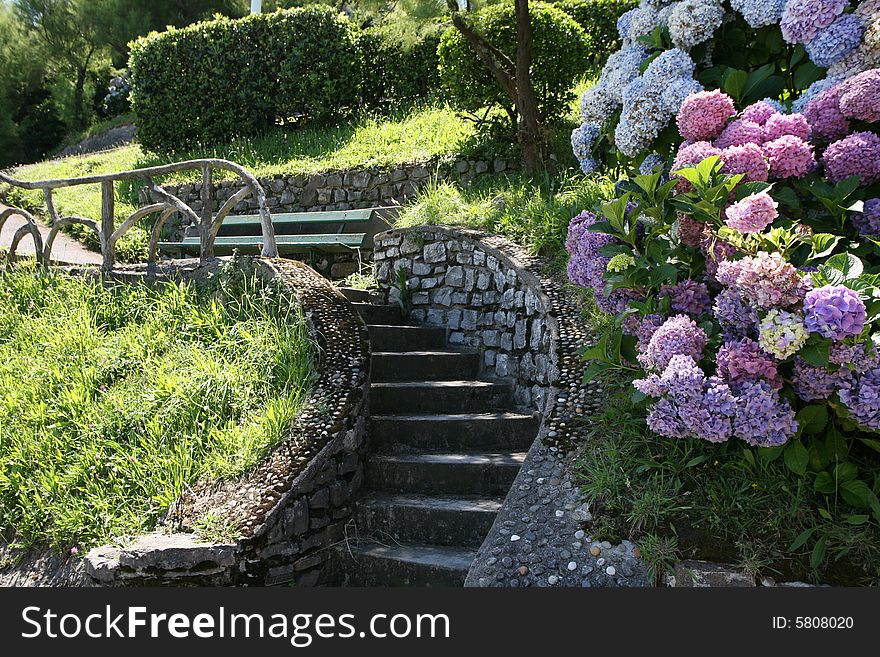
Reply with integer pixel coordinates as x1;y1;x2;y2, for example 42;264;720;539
0;159;278;270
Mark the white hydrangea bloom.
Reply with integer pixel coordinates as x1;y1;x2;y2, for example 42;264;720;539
730;0;786;28
580;83;619;123
628;5;660;41
660;77;704;114
602;44;648;103
667;0;725;50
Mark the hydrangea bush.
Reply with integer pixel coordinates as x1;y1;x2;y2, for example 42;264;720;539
568;72;880;525
572;0;880;173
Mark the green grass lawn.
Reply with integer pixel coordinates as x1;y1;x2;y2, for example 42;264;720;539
0;265;314;551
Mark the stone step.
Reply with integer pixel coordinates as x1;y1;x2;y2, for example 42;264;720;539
341;542;476;586
370;413;538;452
367;324;447;351
371;351;480;382
352;303;406;326
337;287;371;303
356;494;502;547
367;452;526;496
370;380;513;414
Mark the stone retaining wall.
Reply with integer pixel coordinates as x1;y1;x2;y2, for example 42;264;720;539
159;158;517;218
82;257;371;586
373;226;560;410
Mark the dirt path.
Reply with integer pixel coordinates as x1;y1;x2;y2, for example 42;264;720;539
0;203;103;266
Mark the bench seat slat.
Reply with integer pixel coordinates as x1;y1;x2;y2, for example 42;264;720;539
158;233;365;256
222;209;373;227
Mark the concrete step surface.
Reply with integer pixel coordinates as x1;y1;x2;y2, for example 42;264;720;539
371;350;480;382
370;380;513;414
352;303;406;326
356;493;502;547
367;451;526;496
367;324;447;351
341;542;476;587
369;412;538;452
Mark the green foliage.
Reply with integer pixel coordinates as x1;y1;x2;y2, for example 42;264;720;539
438;2;590;126
0;265;314;550
575;386;880;584
129;6;362;153
551;0;637;67
359;27;442;110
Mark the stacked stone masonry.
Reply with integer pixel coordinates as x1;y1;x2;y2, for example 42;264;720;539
160;159;518;217
374;226;561;410
83;257;371;586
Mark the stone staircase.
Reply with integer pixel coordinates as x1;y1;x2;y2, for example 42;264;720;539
336;288;538;586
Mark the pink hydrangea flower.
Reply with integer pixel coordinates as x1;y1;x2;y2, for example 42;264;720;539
761;112;812;142
837;68;880;122
677;213;706;248
763;135;816;178
725;192;779;233
676;90;737;141
823;131;880;184
638;314;708;371
715;119;765;148
717;251;810;308
721;143;770;182
717;338;784;389
742;101;781;126
804;86;850;140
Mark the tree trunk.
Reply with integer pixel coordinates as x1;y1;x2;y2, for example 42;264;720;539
448;2;546;175
72;48;95;131
514;0;544;175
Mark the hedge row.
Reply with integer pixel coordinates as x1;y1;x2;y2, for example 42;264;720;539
553;0;638;66
129;7;441;153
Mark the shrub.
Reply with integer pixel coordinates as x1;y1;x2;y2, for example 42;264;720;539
570;0;880;172
438;2;590;126
129;7;361;153
359;27;442;110
567;73;880;565
552;0;638;67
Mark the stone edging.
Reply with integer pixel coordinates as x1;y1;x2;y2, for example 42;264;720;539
84;257;371;586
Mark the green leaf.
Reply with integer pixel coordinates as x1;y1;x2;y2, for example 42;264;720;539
721;68;748;100
772;186;801;211
840;479;876;508
758;445;785;462
796;405;828;435
814;471;836;494
845;514;870;525
784;440;809;475
685;455;708;468
583;361;612;382
823;253;864;279
818;507;833;521
793;61;825;90
833;462;858;484
631;389;647;403
809;233;842;260
810;536;827;569
788;527;816;551
798;342;830;367
857;437;880;455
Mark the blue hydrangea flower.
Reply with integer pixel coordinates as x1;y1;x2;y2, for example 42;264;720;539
730;0;786;28
617;7;638;40
806;14;865;68
571;122;602;174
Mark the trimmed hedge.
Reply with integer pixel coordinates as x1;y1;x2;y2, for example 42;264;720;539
129;7;361;153
552;0;638;66
359;28;441;110
438;2;589;125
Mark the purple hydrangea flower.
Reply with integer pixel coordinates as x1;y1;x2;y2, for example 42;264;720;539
713;288;759;339
793;357;842;401
837;68;880;122
781;0;847;44
741;101;781;125
659;279;712;316
838;366;880;430
701;235;738;282
803;285;867;340
716;338;783;390
851;198;880;235
823;131;880;185
733;380;798;446
638;314;708;371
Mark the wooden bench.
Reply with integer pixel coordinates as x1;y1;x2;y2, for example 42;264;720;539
158;208;374;274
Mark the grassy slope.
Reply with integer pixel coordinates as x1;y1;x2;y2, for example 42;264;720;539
0;267;314;550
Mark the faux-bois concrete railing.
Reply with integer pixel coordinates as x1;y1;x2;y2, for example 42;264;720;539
0;159;278;270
